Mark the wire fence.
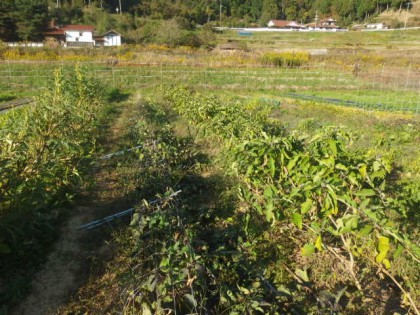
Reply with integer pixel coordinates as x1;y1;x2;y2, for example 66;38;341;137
1;60;419;113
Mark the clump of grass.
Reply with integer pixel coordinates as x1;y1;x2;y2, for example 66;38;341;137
261;51;310;68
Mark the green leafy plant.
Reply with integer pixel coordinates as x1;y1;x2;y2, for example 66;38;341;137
0;65;105;308
165;87;419;313
261;51;310;68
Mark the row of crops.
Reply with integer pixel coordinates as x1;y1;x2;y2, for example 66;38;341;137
0;67;109;307
1;66;418;313
63;86;419;314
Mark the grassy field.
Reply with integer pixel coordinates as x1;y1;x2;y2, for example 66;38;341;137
1;62;419;113
1;29;418;175
220;29;420;51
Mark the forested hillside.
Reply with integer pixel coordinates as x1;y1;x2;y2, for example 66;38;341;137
0;0;414;41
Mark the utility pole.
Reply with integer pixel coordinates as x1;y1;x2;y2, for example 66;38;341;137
119;0;122;14
404;2;411;29
315;10;318;29
220;2;222;27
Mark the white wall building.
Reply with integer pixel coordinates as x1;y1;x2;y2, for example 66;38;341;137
63;25;95;47
44;24;122;47
366;23;388;30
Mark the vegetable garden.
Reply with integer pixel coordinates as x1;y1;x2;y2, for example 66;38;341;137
0;36;419;313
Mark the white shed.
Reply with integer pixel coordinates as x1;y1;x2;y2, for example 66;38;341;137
103;30;122;46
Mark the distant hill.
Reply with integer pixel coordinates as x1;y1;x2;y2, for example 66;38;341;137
1;0;419;42
376;0;420;27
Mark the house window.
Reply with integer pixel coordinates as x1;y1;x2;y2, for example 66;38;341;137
79;32;83;36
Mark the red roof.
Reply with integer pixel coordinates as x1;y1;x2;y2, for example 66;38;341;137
268;20;305;28
63;25;94;32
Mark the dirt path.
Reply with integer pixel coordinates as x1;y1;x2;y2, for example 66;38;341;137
11;166;130;315
12;107;131;315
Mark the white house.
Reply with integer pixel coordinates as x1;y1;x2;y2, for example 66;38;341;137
268;20;305;30
44;24;122;47
306;17;340;31
366;23;388;30
63;25;95;47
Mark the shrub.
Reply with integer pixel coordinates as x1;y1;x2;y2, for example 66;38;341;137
261;51;310;68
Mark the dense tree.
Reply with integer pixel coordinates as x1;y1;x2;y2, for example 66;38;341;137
0;0;414;42
0;0;17;41
1;0;49;41
50;2;84;25
260;0;279;24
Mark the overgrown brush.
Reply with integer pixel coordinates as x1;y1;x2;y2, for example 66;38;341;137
261;51;310;68
62;89;418;314
0;66;105;307
163;88;419;313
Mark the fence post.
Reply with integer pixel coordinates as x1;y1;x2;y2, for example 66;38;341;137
112;67;115;86
405;63;411;92
160;62;163;88
7;60;12;91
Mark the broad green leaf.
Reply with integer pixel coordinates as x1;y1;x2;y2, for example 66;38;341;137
301;244;315;256
264;186;273;198
265;201;275;223
142;304;152;315
358;225;373;237
315;235;323;252
355;189;376;197
371;170;386;180
409;244;420;259
373;160;381;171
359;164;367;179
160;257;170;268
295;269;310;282
292;212;303;230
238;286;251;295
339;215;359;234
382;258;391;269
348;173;359;186
287;155;300;172
359;198;370;210
335;163;348;171
246;164;254;175
301;199;313;214
328;139;337;156
338;195;357;207
376;236;390;263
393;244;404;260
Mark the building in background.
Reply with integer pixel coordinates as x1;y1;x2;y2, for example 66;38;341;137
268;20;306;30
44;23;122;47
95;30;122;47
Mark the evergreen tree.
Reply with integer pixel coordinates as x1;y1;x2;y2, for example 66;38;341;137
14;0;49;41
0;0;17;41
260;0;279;25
